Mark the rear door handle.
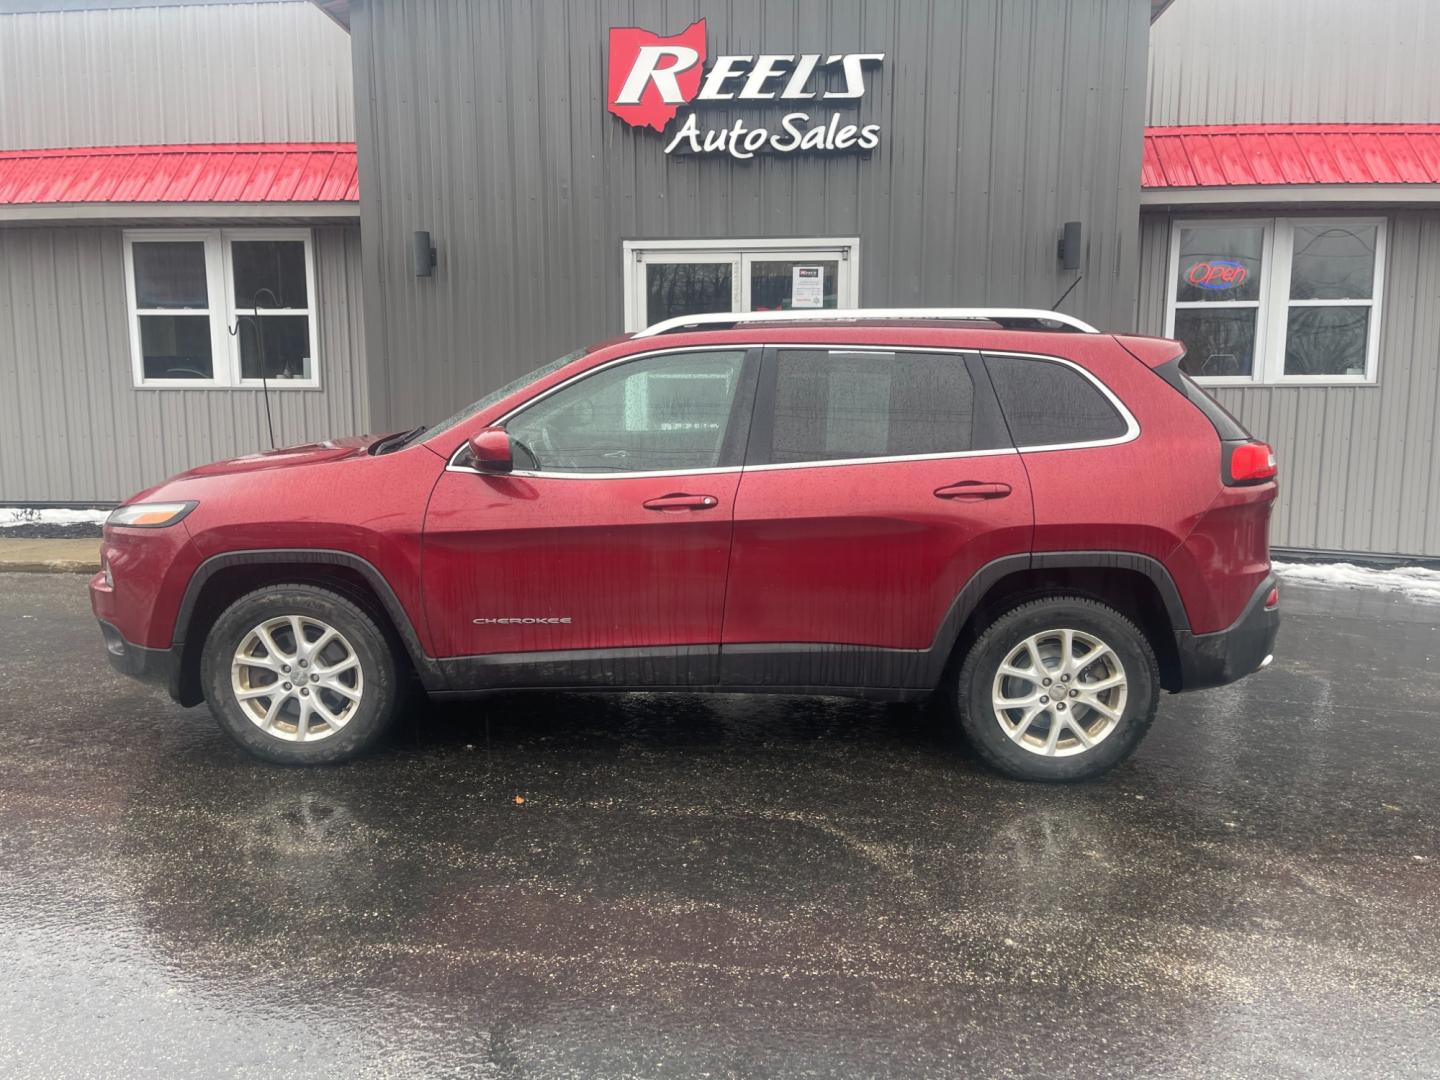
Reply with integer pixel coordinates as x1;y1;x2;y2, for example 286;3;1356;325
643;493;720;511
934;481;1012;500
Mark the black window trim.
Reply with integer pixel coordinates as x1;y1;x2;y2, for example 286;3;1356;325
445;342;1139;479
445;344;762;479
981;349;1141;453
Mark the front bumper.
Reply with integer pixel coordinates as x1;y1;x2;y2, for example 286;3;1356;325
98;619;186;703
1174;574;1280;692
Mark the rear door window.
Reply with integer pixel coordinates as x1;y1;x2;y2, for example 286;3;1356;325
757;348;1008;465
983;354;1130;448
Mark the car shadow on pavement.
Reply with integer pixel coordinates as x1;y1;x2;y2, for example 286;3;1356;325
402;687;964;759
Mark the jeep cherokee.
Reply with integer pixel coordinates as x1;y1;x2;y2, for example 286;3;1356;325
91;308;1280;781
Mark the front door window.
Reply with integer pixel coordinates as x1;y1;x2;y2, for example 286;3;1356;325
504;349;751;474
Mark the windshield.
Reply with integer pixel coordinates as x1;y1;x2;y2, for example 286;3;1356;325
423;348;588;442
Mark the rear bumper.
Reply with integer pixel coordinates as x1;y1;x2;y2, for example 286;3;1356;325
1173;574;1279;692
98;619;187;703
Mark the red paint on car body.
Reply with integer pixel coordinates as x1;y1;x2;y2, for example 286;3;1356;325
721;454;1033;649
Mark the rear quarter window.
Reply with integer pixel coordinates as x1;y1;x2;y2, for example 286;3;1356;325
1153;358;1252;441
983;354;1129;448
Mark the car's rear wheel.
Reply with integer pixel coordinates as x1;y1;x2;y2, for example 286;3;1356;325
200;585;402;764
954;596;1159;781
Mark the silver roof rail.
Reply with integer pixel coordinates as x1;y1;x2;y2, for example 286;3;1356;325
634;307;1101;338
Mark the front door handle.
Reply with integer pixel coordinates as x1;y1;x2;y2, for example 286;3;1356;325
934;481;1013;500
643;492;720;512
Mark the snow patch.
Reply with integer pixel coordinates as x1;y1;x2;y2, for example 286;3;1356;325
1;507;111;527
1274;561;1440;604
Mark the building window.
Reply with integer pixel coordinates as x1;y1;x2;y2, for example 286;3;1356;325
622;238;860;332
124;229;319;388
1164;217;1385;386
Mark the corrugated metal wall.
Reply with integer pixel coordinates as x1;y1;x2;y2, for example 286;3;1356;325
0;1;354;151
1138;211;1440;559
1148;0;1440;125
353;0;1151;431
0;224;369;503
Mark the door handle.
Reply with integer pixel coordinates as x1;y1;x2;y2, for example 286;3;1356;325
934;481;1012;500
643;492;720;511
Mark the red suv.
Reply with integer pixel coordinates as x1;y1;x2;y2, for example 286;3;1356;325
91;309;1279;781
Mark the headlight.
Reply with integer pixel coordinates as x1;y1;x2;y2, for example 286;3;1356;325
106;501;197;529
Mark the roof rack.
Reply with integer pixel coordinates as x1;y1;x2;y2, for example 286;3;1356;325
634;307;1101;338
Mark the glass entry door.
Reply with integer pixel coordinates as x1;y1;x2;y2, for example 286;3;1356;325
624;239;859;331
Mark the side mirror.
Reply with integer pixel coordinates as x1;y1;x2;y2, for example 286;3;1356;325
466;427;514;473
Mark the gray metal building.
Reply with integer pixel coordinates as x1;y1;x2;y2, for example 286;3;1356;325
0;0;363;504
351;0;1151;431
3;0;1440;562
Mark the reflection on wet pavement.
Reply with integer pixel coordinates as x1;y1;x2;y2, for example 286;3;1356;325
1;575;1437;1077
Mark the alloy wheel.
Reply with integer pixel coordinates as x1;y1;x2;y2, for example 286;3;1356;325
230;615;364;742
990;628;1128;757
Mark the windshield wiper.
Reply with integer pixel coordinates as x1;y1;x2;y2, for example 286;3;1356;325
371;426;426;455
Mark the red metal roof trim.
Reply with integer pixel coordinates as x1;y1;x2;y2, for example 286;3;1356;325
1143;124;1440;189
0;143;359;206
13;129;1436;203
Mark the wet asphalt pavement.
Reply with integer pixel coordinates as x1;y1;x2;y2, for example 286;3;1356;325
1;574;1437;1079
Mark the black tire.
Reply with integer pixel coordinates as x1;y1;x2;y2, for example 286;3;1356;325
200;584;403;765
952;596;1160;782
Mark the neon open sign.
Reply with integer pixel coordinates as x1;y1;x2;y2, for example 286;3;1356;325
1186;259;1249;290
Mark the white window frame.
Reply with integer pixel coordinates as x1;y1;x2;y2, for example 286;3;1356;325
123;227;320;389
622;237;861;332
1163;216;1386;387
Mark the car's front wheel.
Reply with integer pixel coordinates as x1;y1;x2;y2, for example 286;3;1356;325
954;596;1160;782
200;584;403;764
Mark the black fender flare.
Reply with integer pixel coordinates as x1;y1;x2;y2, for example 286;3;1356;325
921;551;1191;686
173;548;445;690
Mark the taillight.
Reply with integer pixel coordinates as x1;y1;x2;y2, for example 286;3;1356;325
1225;441;1277;486
1264;585;1279;611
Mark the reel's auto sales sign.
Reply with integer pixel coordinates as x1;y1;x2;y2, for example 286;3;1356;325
607;19;884;159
